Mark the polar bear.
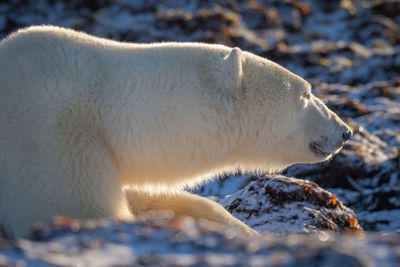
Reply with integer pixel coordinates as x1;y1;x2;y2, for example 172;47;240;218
0;26;352;238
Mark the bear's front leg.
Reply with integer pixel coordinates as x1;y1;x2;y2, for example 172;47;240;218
125;189;258;235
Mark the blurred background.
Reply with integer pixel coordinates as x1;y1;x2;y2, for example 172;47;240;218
0;0;399;231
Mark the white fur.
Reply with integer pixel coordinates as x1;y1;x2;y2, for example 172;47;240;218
0;26;350;237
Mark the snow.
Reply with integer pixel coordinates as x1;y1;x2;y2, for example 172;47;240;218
357;210;400;232
194;174;252;198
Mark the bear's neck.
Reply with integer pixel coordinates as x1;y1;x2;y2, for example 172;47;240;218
104;95;245;188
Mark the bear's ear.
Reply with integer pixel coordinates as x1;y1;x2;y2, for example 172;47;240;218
221;47;243;97
203;47;244;102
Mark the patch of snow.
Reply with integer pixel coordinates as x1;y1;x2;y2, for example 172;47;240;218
193;174;252;198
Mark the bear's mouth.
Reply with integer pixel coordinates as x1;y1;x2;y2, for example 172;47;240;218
309;142;333;157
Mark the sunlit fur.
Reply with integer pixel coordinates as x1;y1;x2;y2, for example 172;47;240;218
0;26;350;237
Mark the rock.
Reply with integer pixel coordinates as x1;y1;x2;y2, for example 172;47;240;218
220;176;363;234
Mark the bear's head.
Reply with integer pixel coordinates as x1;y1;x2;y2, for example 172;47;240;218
210;47;352;172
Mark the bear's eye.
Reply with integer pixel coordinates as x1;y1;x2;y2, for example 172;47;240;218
302;91;311;101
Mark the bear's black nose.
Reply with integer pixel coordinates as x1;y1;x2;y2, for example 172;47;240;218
342;128;352;141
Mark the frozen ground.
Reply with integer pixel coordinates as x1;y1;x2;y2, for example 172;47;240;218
0;215;399;266
0;0;399;265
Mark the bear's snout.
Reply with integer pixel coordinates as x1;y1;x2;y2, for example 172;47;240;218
309;124;352;159
342;127;352;142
